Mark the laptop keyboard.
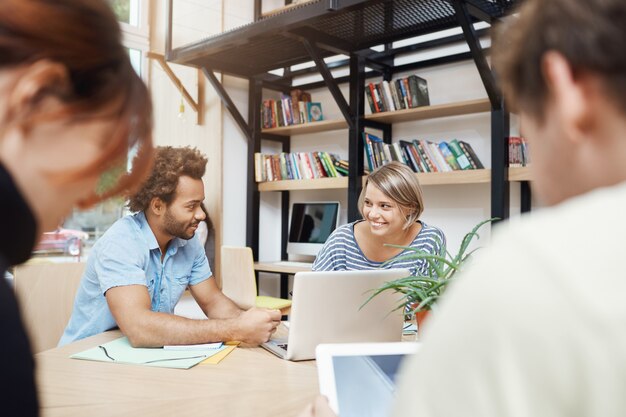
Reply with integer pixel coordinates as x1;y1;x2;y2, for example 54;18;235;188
277;343;288;350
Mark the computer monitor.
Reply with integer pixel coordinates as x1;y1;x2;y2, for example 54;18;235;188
287;202;340;257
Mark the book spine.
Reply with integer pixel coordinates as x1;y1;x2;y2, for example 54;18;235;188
419;140;440;172
389;80;401;112
415;75;430;106
289;90;301;125
368;83;381;113
272;155;282;180
449;139;472;170
374;84;386;112
382;80;396;112
408;75;420;109
407;142;425;172
399;141;419;172
438;142;461;170
313;152;328;177
302;153;315;179
396;79;408;109
365;87;376;113
410;140;429;172
317;152;333;177
284;153;294;179
298;101;307;124
279;152;289;179
322;152;339;177
254;152;263;182
402;78;413;108
430;142;451;171
264;155;273;181
395;79;405;109
459;141;484;169
383;143;393;164
392;142;408;165
363;133;374;172
290;153;301;179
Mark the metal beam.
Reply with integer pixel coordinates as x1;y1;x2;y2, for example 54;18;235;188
301;39;355;129
452;0;501;109
491;104;510;220
246;79;262;254
348;54;366;222
261;133;289;143
201;67;253;143
363;119;390;131
520;181;532;213
296;50;477;91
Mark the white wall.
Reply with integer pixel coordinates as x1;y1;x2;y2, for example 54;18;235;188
150;0;224;279
205;1;533;295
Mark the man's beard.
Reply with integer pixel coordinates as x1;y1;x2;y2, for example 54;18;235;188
163;209;198;240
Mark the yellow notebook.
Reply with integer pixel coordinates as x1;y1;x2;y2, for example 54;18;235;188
255;295;292;310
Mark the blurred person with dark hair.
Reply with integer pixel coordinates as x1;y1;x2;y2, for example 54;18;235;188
61;146;280;348
0;0;153;414
300;0;626;416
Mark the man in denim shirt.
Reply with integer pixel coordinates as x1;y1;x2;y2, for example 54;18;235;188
60;147;280;347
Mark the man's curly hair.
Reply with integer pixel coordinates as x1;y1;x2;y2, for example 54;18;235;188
128;146;207;212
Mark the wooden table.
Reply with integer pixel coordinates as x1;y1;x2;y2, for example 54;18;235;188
36;329;318;417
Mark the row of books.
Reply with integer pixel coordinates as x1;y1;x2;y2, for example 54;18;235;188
366;74;430;114
509;136;530;167
254;151;347;182
261;89;324;129
364;133;484;173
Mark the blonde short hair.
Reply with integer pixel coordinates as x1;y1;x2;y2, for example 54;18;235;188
358;162;424;230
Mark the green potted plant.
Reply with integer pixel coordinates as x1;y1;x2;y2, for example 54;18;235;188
364;218;495;331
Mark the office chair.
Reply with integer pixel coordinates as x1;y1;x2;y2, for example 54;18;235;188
220;246;291;311
13;262;85;353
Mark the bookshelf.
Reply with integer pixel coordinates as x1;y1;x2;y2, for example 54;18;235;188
261;119;348;136
365;98;491;124
165;0;524;279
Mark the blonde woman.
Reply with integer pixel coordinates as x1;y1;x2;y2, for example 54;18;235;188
313;161;445;276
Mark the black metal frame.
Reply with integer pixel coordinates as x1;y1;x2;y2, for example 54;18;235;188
164;0;525;271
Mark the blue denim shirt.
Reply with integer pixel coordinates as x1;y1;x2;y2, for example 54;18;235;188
59;212;211;346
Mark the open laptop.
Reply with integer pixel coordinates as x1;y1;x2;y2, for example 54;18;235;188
261;269;408;361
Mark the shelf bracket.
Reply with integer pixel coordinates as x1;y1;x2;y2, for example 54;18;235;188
201;67;254;143
301;38;355;130
147;52;203;125
452;0;502;109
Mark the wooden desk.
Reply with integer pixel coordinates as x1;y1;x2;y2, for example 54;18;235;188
36;329;318;417
254;262;312;275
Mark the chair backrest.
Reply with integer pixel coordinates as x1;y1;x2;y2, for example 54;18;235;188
13;262;85;353
220;246;256;310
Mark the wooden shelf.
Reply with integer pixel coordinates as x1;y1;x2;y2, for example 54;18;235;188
262;119;348;136
416;169;491;185
509;166;532;181
254;262;312;274
261;99;490;136
364;98;491;124
257;167;533;192
258;176;348;192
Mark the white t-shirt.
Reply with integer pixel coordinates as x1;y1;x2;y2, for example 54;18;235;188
393;181;626;417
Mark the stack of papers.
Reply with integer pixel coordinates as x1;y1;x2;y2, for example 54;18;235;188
71;337;235;369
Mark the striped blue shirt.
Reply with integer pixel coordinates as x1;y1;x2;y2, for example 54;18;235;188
312;220;446;277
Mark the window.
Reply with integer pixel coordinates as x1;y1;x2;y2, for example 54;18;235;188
42;0;150;260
